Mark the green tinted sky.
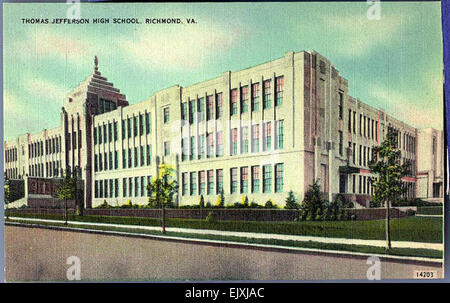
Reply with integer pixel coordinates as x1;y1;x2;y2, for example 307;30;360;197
3;2;443;141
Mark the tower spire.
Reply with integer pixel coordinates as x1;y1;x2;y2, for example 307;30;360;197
94;55;98;71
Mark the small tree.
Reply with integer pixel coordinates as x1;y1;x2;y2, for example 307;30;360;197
4;178;10;219
147;164;178;233
284;190;299;209
369;129;409;250
57;168;77;225
241;195;249;207
199;195;205;208
302;180;325;215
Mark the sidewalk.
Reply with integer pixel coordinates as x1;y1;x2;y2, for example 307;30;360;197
7;216;443;251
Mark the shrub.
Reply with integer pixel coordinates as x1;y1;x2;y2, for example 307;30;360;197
285;190;299;209
265;199;275;209
205;211;215;223
241;195;249;207
314;208;322;221
303;180;325;214
96;200;110;209
215;195;223;208
199;195;205;208
206;202;212;208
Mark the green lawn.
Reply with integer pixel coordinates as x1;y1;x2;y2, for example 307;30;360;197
7;212;442;243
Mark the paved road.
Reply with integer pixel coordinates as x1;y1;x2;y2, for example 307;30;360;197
4;225;443;281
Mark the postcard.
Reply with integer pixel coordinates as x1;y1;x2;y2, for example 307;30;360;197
2;1;445;284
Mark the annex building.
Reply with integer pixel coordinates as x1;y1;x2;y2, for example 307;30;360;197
4;51;444;208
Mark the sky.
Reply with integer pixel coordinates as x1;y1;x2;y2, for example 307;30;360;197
3;2;444;142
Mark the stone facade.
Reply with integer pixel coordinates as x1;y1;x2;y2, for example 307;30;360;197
4;51;444;208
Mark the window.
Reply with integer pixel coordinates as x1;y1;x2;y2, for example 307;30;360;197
135;176;139;197
241;86;249;113
190;136;196;160
198;98;205;122
128;148;132;167
163;107;170;124
264;122;272;151
252;82;260;111
241;127;249;154
114;121;118;141
140;146;144;166
276;120;284;149
182;138;188;161
231;128;238;155
275;163;284;192
94;154;98;172
147;176;152;197
207;133;214;158
95;181;98;198
230;89;238;115
207;170;214;195
216;93;223;119
127;118;131;138
134;147;138;167
359;114;362;136
199;171;206;195
207;95;214;120
98;126;102;144
352;143;356;164
189;99;196;124
114;150;118;169
99;180;103;198
263;165;272;193
146;144;152;165
139;114;144;135
190;172;197;196
216;131;223;157
252;125;260;152
230;168;238;194
104;152;108;170
146;112;151;134
99;153;103;171
122;120;126;139
122;149;127;169
129;177;133;197
108;123;112;142
133;116;138;137
275;76;284;106
263;80;271;109
109;179;113;198
338;92;343;119
109;151;113;170
339;131;343;156
94;127;97;145
182;173;188;196
359;145;362;166
164;142;170;156
241;167;248;193
216;169;223;194
181;102;187;122
199;135;205;159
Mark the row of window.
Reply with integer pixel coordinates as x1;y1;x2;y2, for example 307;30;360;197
94;175;152;199
6;168;18;179
28;160;62;178
179;120;284;161
180;163;284;197
94;112;152;145
347;109;379;141
45;136;61;155
178;76;284;126
5;147;17;163
94;145;152;172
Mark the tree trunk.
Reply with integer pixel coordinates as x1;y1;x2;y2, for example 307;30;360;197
161;204;166;234
385;200;391;250
64;198;68;226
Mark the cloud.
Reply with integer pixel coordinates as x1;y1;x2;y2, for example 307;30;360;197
322;10;417;57
117;23;243;71
25;76;68;103
368;84;443;130
9;27;96;68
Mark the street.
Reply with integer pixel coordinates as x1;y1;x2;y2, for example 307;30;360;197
4;225;442;281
